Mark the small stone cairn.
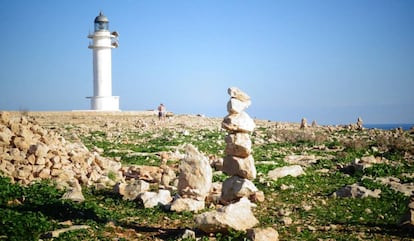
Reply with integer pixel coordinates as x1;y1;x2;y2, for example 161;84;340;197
195;87;262;234
221;87;262;203
300;118;307;129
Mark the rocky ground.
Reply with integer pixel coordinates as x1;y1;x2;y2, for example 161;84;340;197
1;110;413;240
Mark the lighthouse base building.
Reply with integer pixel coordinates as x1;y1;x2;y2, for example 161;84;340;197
88;96;119;111
87;12;120;111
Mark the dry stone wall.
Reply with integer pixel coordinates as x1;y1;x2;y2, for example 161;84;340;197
0;111;123;189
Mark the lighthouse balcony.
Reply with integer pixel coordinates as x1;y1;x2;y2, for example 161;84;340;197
88;32;118;39
88;44;117;49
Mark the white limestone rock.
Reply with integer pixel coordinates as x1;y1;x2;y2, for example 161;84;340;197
224;133;252;158
61;179;85;202
0;111;11;124
222;155;256;180
160;164;176;188
94;155;122;175
220;176;258;203
139;190;172;208
13;136;31;152
28;142;50;158
268;165;305;180
0;127;12;146
170;197;205;212
222;112;255;133
227;98;251;114
177;144;212;201
180;229;196;240
115;179;150;201
228;87;251;102
247;227;279;241
123;165;163;183
195;197;258;233
206;182;222;204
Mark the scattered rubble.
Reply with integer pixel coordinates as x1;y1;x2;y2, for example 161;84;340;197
1;105;413;240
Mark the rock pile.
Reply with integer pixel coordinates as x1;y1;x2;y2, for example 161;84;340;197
195;87;263;234
356;117;363;130
0;111;123;193
347;117;364;130
221;87;260;203
114;144;212;211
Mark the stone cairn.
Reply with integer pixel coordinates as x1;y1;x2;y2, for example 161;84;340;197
195;87;263;234
300;118;308;129
220;87;263;203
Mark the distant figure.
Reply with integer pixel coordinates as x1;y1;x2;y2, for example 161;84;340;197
158;103;166;121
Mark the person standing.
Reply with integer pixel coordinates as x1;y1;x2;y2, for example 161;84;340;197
158;103;166;121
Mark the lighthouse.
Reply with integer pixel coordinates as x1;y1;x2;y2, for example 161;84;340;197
87;12;119;111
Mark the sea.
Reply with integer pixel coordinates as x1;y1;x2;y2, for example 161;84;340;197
363;123;414;131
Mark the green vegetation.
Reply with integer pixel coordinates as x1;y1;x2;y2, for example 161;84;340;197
81;129;226;166
1;124;413;240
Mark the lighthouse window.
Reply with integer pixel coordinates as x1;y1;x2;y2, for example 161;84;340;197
95;22;108;31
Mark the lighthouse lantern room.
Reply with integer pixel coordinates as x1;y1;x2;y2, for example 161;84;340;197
87;12;119;111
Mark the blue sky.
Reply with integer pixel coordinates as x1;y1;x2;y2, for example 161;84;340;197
0;1;413;124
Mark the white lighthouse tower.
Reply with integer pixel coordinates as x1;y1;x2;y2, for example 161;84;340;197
87;12;120;111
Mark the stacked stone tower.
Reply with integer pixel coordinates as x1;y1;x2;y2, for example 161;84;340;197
195;87;260;233
220;87;259;203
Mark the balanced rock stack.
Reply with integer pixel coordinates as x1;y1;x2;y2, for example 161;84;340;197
195;87;260;233
221;87;261;203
